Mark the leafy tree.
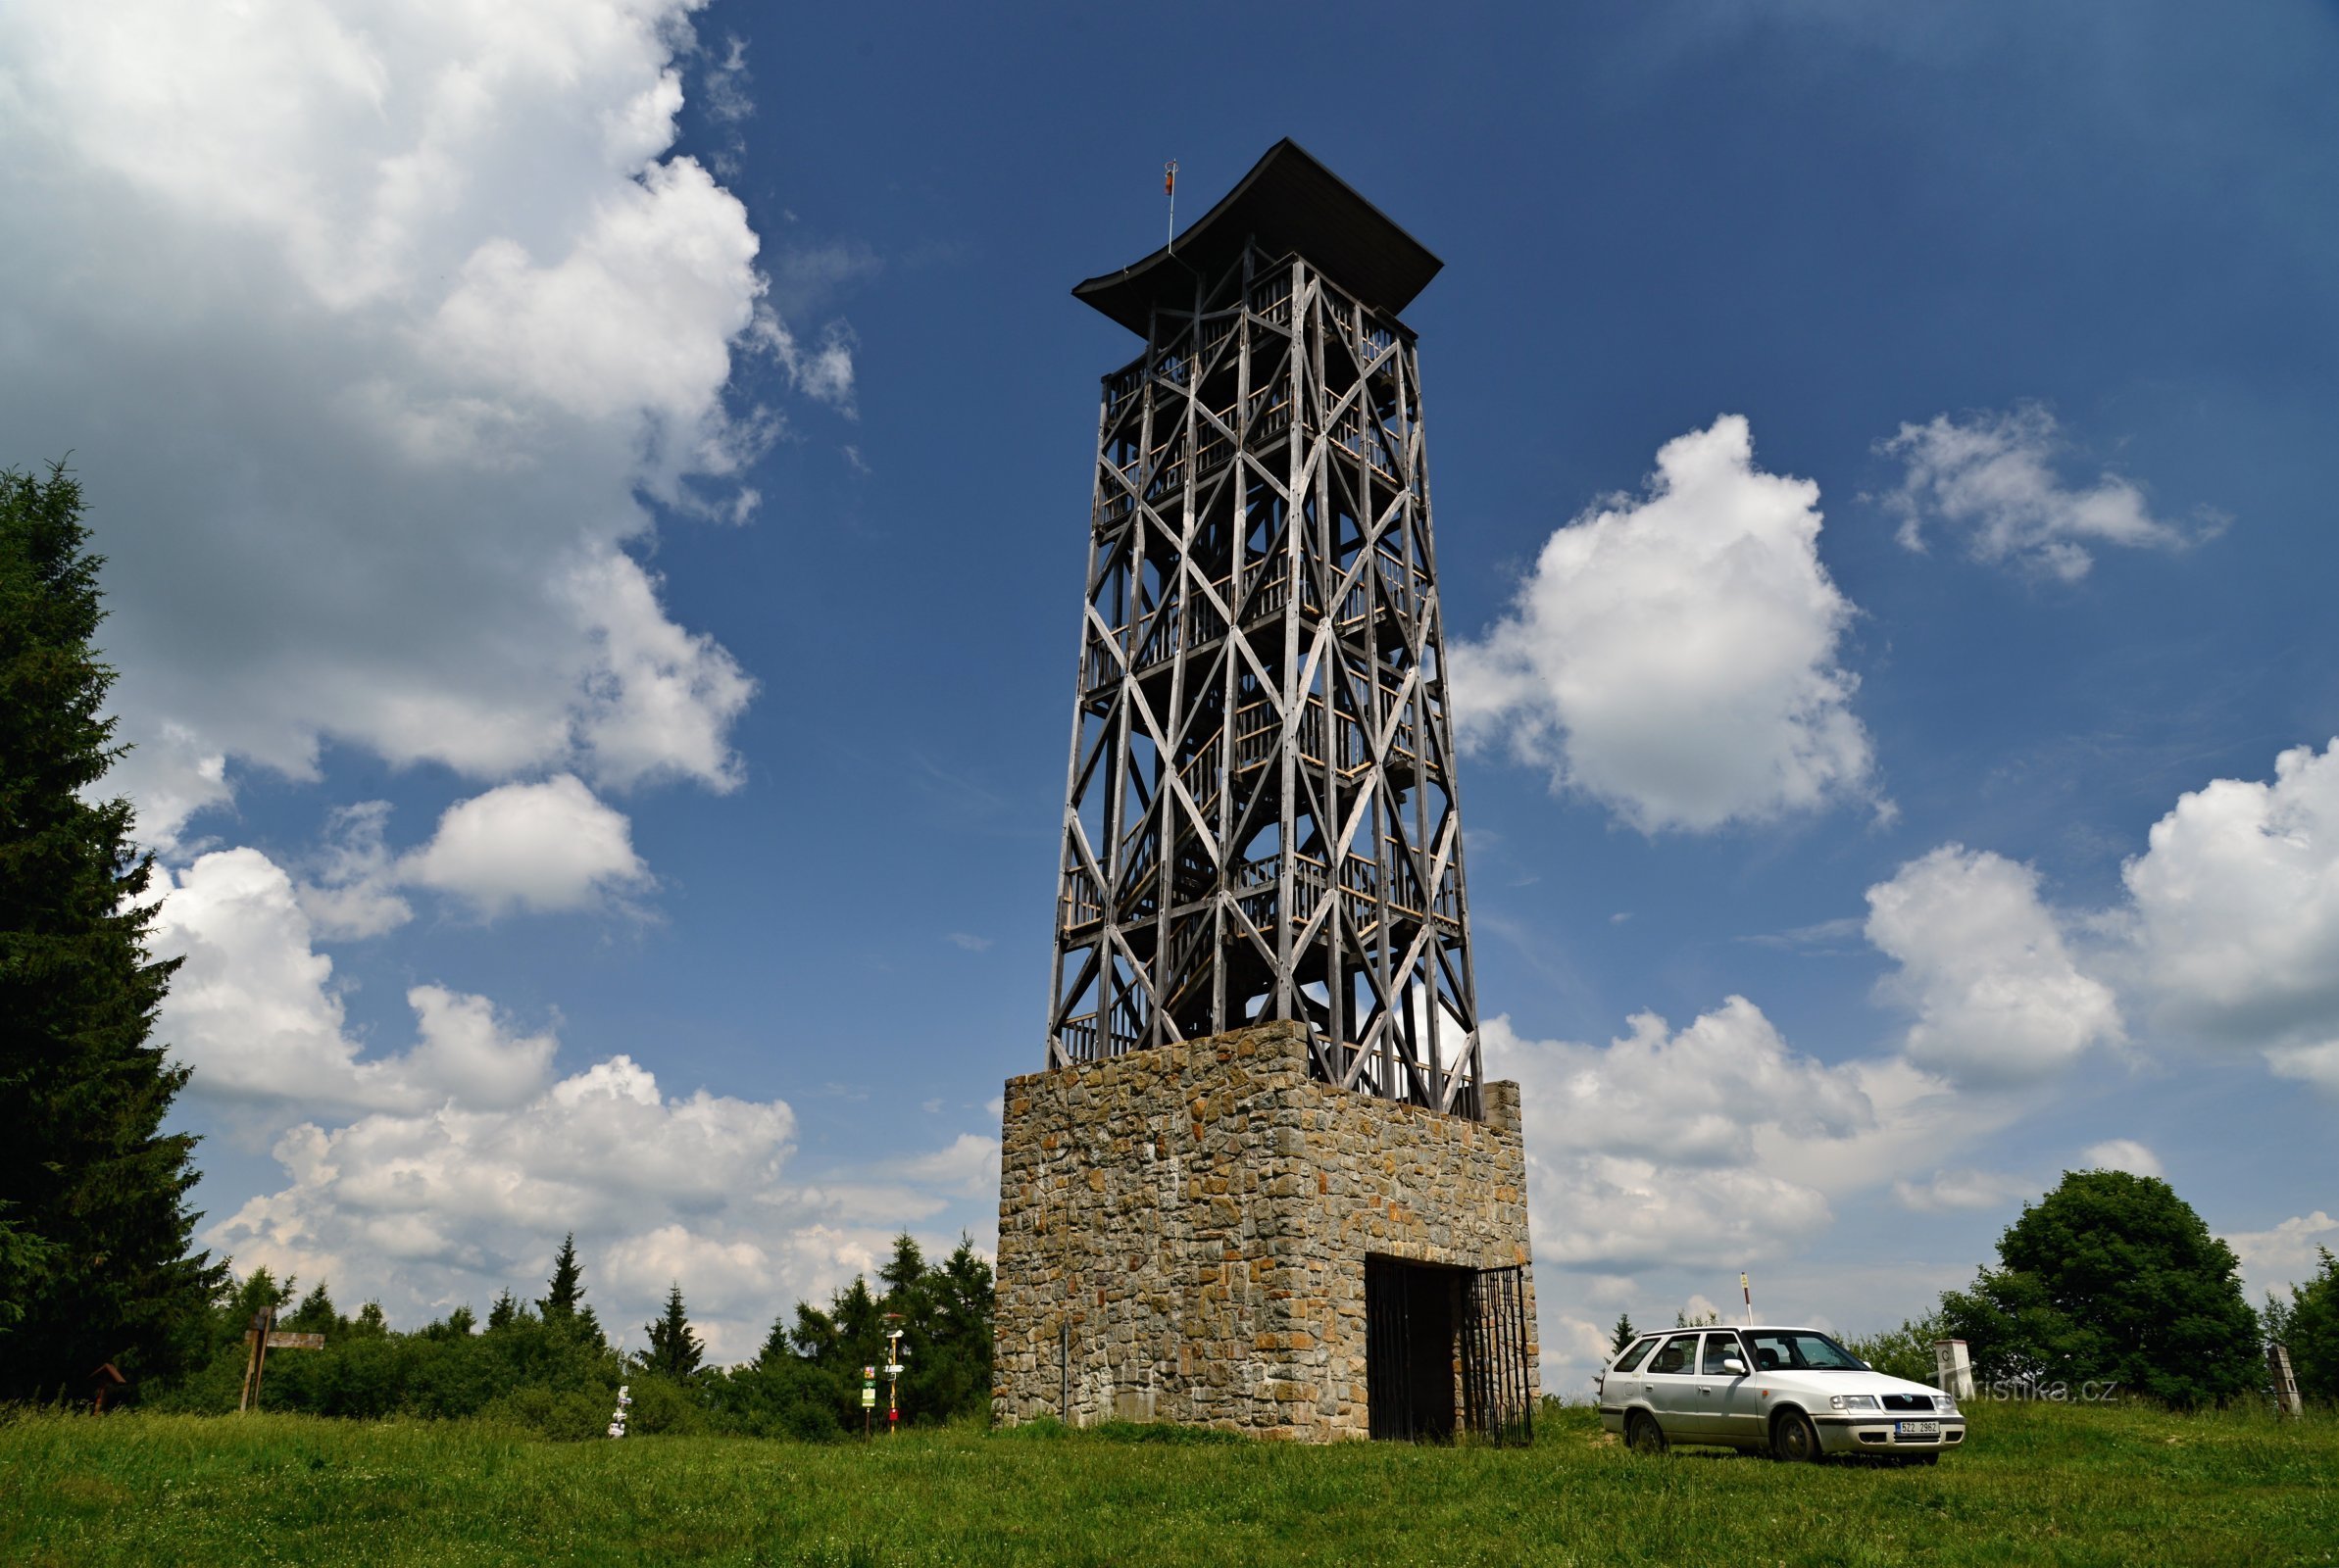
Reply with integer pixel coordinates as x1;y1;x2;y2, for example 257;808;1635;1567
0;462;222;1399
710;1313;844;1440
1844;1313;1946;1385
1939;1169;2261;1408
1610;1314;1637;1353
2272;1248;2339;1405
641;1283;705;1382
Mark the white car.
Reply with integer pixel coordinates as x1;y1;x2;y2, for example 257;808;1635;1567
1597;1325;1966;1462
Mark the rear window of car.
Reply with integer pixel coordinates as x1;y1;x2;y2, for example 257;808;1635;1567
1645;1334;1699;1375
1613;1336;1659;1373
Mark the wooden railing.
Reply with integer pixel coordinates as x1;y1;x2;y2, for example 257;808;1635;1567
1058;1011;1139;1062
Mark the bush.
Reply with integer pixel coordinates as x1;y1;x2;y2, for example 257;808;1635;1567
1844;1316;1946;1385
477;1386;618;1442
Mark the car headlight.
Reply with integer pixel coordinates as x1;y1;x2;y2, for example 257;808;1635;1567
1935;1393;1957;1413
1829;1395;1880;1411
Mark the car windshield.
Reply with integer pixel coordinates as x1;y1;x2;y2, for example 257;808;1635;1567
1745;1331;1868;1372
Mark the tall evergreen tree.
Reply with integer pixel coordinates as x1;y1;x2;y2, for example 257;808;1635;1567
536;1233;603;1342
539;1234;584;1317
1611;1313;1637;1353
0;463;221;1399
641;1282;704;1382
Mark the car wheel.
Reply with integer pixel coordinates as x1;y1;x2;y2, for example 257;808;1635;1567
1625;1411;1668;1456
1770;1410;1821;1463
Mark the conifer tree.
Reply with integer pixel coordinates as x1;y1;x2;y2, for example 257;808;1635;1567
642;1282;704;1382
540;1234;584;1317
486;1289;519;1330
536;1233;603;1342
1611;1313;1637;1353
0;463;221;1398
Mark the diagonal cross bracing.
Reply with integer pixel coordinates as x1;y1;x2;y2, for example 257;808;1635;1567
1047;241;1485;1118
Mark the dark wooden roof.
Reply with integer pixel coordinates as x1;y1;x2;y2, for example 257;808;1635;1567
1072;139;1443;337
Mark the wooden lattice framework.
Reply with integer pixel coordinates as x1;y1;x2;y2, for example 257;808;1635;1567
1046;144;1484;1116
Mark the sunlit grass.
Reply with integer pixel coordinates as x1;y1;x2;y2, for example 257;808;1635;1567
1;1398;2332;1566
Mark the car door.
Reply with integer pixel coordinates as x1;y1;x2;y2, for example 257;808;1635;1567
1699;1330;1764;1446
1601;1335;1659;1414
1639;1332;1705;1439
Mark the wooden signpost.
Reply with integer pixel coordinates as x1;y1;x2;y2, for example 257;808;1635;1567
2270;1343;2305;1419
237;1306;324;1412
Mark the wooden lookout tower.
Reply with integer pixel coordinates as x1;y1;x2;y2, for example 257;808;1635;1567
994;142;1537;1443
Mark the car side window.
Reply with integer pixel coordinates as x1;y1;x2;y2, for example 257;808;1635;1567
1613;1337;1659;1373
1701;1332;1747;1375
1645;1334;1698;1375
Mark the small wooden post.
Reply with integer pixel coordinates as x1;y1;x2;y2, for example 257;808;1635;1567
237;1305;324;1411
2270;1343;2305;1418
237;1307;272;1413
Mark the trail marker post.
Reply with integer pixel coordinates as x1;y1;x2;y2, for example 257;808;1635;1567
883;1314;907;1437
2270;1343;2304;1418
237;1306;324;1412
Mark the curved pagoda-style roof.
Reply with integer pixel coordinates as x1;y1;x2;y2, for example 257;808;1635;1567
1072;139;1443;338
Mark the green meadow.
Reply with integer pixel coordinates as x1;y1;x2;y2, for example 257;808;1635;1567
2;1400;2332;1567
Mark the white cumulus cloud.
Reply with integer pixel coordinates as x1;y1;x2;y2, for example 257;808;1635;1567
1878;404;2207;581
2223;1211;2339;1301
1892;1168;2032;1213
1486;1001;1879;1275
2079;1139;2164;1179
1452;416;1879;833
158;843;994;1360
0;1;829;845
153;849;557;1114
1865;845;2122;1086
2120;740;2339;1095
403;775;652;916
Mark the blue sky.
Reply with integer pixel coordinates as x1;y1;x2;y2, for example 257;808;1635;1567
3;1;2333;1387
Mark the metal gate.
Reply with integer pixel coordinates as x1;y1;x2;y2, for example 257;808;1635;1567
1462;1264;1534;1445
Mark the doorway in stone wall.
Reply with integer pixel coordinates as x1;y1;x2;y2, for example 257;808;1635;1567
1365;1254;1460;1442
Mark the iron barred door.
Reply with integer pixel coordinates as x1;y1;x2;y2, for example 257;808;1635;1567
1462;1265;1534;1444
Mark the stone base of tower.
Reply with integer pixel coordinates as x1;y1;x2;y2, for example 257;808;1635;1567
991;1021;1537;1442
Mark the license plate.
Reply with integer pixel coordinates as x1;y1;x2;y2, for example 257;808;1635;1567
1895;1420;1940;1438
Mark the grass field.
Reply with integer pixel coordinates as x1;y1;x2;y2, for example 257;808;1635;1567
2;1400;2332;1567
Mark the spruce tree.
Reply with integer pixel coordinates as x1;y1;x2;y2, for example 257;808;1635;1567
0;463;221;1399
1611;1313;1637;1353
540;1234;584;1318
536;1233;603;1342
642;1282;704;1382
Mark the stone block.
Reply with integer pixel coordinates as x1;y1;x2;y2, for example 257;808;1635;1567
991;1021;1538;1443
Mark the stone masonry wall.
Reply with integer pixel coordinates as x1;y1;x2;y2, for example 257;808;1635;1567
992;1020;1537;1441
